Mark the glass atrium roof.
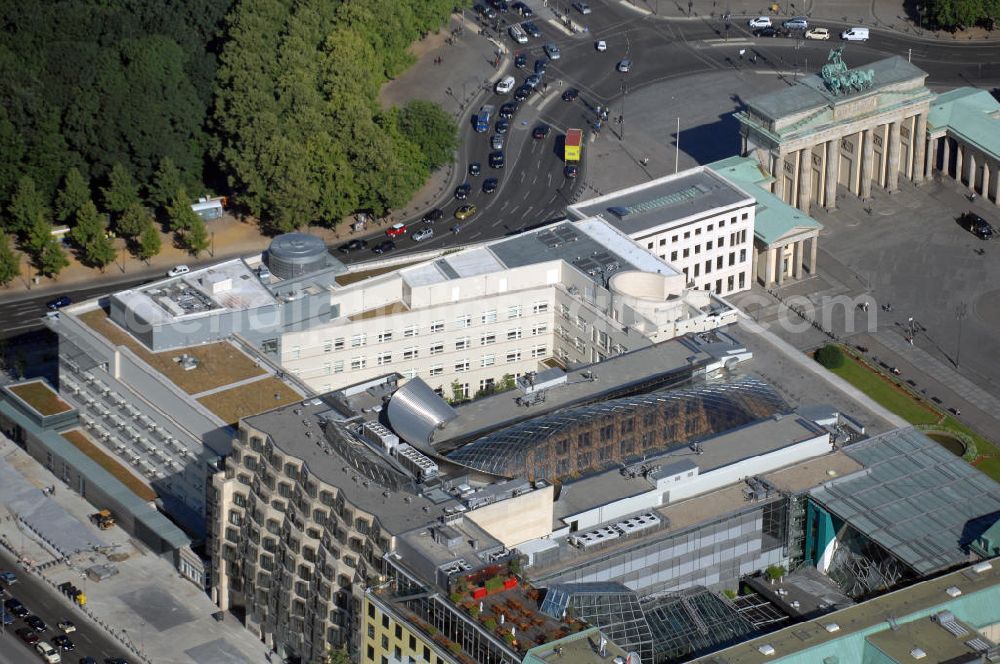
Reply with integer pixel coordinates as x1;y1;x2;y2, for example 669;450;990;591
446;377;786;480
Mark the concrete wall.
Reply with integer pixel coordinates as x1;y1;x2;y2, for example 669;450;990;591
466;484;554;547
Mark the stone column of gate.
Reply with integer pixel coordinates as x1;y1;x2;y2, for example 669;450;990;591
824;139;839;209
797;147;813;214
924;135;937;181
751;244;759;284
967;151;978;193
955;143;964;184
809;236;818;275
983;161;991;202
772;152;784;200
886;120;901;192
764;247;775;286
793;241;804;279
776;247;785;286
860;128;875;199
912;114;927;183
942;138;951;178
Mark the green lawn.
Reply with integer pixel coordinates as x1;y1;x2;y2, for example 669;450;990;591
829;354;939;425
823;349;1000;483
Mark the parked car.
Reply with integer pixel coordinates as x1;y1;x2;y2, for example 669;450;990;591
17;627;39;645
78;658;98;664
1;609;13;625
482;177;499;194
455;205;477;220
805;27;830;40
0;571;17;585
46;296;71;310
573;1;591;14
5;598;28;617
562;87;579;101
748;16;772;28
782;17;808;30
166;264;190;277
371;240;396;255
532;124;551;139
514;53;527;68
959;211;995;240
468;162;481;177
337;239;368;253
454;183;472;200
422;209;444;224
617;58;632;72
412;227;434;242
543;42;560;59
489;151;505;169
27;615;49;632
512;1;534;17
36;641;62;663
595;39;607;52
564;164;579;178
385;223;407;238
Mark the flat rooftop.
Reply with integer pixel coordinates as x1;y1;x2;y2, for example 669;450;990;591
432;334;723;449
523;627;629;664
400;218;678;288
5;380;73;416
114;259;275;325
567;166;754;237
690;560;1000;664
811;427;1000;576
867;613;990;663
243;396;462;534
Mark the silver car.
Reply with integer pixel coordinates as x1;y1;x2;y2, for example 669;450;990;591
491;134;504;150
783;16;808;30
412;228;434;242
543;42;560;59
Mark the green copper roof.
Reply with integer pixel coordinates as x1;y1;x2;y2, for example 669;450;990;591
927;87;1000;161
710;156;822;246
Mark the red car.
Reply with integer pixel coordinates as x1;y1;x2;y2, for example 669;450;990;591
17;627;39;644
386;223;407;238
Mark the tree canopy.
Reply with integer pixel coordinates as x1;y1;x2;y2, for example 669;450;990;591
213;0;459;232
926;0;1000;28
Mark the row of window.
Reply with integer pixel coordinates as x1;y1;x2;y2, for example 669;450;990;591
647;213;750;249
299;302;551;357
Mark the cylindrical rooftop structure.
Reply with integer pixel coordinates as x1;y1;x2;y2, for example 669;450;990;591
267;232;327;279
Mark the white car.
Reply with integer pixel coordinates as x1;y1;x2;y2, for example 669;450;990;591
804;27;830;40
35;642;62;664
573;1;591;14
595;39;607;51
57;620;76;633
495;75;515;94
748;16;772;28
617;59;632;73
167;264;190;277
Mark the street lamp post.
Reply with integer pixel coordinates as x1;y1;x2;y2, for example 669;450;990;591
955;302;968;367
210;231;215;258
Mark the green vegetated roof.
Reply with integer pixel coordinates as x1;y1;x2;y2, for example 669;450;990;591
710;156;822;245
927;87;1000;161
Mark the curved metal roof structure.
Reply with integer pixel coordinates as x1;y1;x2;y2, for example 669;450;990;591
446;378;786;480
386;378;458;452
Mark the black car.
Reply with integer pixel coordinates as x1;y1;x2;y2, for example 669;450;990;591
489;0;509;12
522;21;541;37
959;211;995;240
489;151;505;169
26;615;48;632
495;118;509;134
372;240;396;255
482;177;499;194
561;87;579;101
514;53;527;69
79;658;98;664
753;26;787;37
534;59;547;75
514;85;531;101
564;163;579;178
532;124;550;139
104;659;129;664
5;598;28;618
454;183;472;200
53;634;75;650
337;238;368;254
422;208;444;224
47;295;71;310
512;1;534;16
499;102;518;119
468;162;481;177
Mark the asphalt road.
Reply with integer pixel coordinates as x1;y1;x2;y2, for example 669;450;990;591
1;550;131;663
3;0;999;337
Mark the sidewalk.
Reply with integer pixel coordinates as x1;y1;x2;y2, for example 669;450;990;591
621;0;1000;42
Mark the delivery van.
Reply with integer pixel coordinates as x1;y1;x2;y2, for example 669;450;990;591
840;27;869;41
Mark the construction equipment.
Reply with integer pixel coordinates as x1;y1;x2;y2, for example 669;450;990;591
90;510;115;530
